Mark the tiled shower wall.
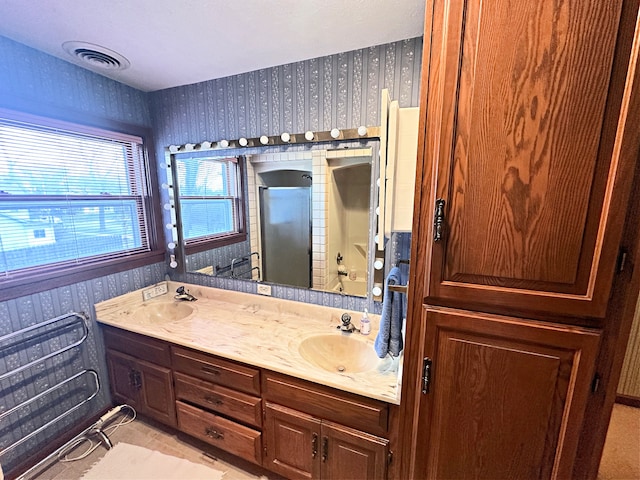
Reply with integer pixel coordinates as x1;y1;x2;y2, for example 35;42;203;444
152;37;423;312
0;36;161;473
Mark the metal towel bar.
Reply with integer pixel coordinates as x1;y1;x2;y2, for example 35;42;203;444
0;311;100;463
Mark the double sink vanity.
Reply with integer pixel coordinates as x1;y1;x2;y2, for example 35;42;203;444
95;281;403;479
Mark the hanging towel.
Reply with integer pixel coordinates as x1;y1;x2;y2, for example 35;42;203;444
374;266;404;358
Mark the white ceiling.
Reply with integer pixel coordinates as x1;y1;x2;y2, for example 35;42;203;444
0;0;425;92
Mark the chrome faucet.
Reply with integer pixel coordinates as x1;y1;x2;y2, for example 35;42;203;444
174;286;197;301
337;313;358;333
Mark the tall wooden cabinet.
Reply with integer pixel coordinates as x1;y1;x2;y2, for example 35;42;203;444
401;0;640;479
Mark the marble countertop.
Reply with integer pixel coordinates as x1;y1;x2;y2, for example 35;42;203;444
94;281;402;405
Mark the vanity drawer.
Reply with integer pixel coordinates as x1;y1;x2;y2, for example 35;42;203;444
262;372;389;436
174;372;262;428
177;401;262;465
172;347;260;396
102;326;171;367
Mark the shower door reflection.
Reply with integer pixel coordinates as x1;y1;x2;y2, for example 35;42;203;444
259;186;311;288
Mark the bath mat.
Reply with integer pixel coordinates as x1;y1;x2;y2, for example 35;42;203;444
80;442;224;479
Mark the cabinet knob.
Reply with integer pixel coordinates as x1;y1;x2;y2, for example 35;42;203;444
204;394;224;406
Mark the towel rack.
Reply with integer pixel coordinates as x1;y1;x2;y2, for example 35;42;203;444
0;311;100;462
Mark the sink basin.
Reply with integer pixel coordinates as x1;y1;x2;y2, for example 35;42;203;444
135;302;195;322
298;334;379;373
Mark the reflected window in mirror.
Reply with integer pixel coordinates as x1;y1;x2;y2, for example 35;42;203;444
174;154;247;254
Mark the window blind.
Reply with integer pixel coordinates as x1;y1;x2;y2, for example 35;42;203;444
0;116;151;276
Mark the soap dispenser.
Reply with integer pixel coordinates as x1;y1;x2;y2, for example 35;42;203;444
360;308;371;335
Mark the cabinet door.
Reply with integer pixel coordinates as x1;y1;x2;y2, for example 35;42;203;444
263;402;321;479
137;358;176;427
321;421;388;480
106;349;140;408
420;0;639;319
413;307;600;480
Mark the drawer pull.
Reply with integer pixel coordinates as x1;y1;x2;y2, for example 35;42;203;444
205;427;225;440
201;366;221;376
322;436;328;462
311;433;318;458
204;394;224;406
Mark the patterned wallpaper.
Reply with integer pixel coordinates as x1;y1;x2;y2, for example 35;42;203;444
0;35;160;473
151;37;422;313
0;36;151;126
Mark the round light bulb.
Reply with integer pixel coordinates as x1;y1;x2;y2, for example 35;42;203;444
169;260;178;269
280;132;291;142
305;131;315;141
201;141;212;149
161;183;170;190
358;126;368;136
184;143;194;151
167;242;176;250
239;137;248;147
375;234;380;244
372;286;382;296
219;139;229;148
163;203;173;211
376;178;380;187
330;128;340;139
168;145;179;153
374;259;384;270
260;135;269;145
166;223;174;229
375;206;380;216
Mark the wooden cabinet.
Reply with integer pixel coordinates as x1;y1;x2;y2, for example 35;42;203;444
264;402;388;480
105;329;176;426
412;308;600;479
402;0;640;478
417;0;640;321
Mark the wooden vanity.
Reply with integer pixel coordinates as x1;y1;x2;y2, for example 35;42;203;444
96;283;401;480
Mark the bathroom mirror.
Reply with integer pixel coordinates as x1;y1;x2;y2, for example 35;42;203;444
168;139;379;298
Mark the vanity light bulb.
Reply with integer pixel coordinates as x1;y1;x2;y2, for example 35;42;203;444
260;135;269;145
184;143;194;151
374;260;384;270
358;126;368;136
372;285;383;297
376;178;380;187
161;183;171;190
219;139;229;148
167;242;176;250
305;131;314;141
280;132;291;142
239;137;248;147
166;223;174;229
330;128;340;139
163;203;173;211
375;206;380;216
201;141;212;149
169;260;178;269
375;234;380;245
168;145;179;153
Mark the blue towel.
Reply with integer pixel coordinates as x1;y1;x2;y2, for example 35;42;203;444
374;266;404;358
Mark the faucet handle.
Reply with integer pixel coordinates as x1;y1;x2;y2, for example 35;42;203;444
341;313;351;325
176;286;186;294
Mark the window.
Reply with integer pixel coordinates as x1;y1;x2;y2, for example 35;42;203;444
0;109;161;289
173;155;246;252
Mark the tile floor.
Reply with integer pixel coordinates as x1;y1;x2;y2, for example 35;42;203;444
30;403;640;479
33;415;281;480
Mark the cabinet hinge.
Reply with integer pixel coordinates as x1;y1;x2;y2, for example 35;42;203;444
592;373;601;393
422;357;432;394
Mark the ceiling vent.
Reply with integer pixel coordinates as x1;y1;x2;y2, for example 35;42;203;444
62;41;130;71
